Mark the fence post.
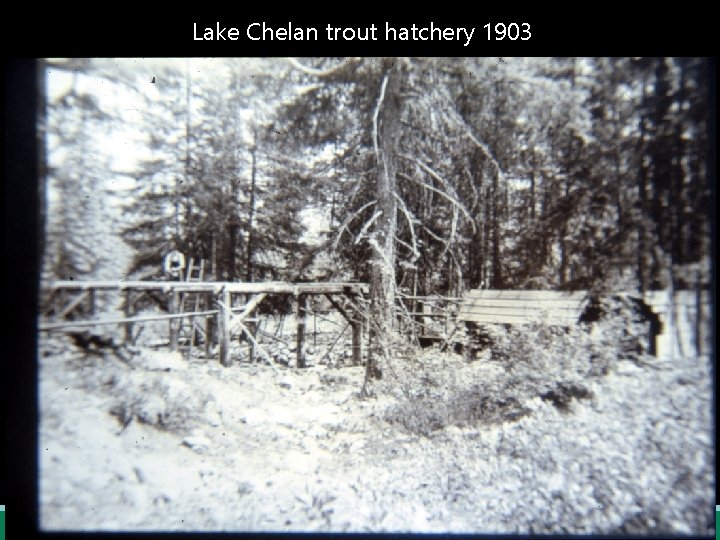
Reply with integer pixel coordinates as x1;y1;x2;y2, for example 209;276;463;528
351;313;362;366
88;288;96;317
168;288;179;351
124;290;133;344
296;293;307;368
205;292;214;359
248;319;257;363
217;288;231;366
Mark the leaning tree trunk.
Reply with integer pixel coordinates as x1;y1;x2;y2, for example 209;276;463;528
366;58;401;381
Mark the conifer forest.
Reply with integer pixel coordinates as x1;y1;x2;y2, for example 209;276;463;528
38;58;713;534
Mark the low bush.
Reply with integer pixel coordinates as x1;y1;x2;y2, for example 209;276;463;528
108;371;214;433
383;322;605;436
580;294;658;360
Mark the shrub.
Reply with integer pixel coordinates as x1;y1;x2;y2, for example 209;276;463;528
580;294;658;362
382;295;657;438
109;371;214;433
383;323;601;436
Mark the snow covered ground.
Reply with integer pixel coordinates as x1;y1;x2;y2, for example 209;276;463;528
38;334;714;534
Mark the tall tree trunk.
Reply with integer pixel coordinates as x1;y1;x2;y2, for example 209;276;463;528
637;70;650;293
560;59;577;289
483;183;492;286
650;58;673;288
559;181;569;287
468;219;483;288
367;58;401;378
228;177;239;281
637;157;649;292
211;234;219;279
527;152;539;276
529;152;537;221
246;130;257;282
672;59;687;267
614;111;624;231
491;169;502;288
466;150;484;288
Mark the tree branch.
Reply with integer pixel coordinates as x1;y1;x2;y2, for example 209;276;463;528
373;73;390;161
397;166;475;228
393;192;420;260
286;57;362;78
394;235;418;257
420;223;448;244
436;99;506;185
332;200;377;250
355;211;383;245
439;205;459;261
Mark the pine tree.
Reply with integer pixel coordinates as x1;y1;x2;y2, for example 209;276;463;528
43;61;127;282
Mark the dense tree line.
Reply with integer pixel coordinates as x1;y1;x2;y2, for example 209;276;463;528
42;57;711;316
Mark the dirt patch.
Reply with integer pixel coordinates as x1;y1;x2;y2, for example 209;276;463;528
39;338;714;534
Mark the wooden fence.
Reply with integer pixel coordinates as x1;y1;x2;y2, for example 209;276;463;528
39;281;369;367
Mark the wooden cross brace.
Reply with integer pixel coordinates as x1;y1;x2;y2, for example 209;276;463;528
216;293;279;371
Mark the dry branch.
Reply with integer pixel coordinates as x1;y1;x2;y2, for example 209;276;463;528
287;57;361;78
372;72;390;160
397;171;473;228
355;211;383;245
332;200;377;250
393;192;420;260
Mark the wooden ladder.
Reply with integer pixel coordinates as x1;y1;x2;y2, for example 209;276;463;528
179;258;206;350
185;258;205;283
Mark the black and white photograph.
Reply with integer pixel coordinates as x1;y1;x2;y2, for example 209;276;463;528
36;57;713;534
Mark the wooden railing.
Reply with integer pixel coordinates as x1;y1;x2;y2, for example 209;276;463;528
39;281;368;367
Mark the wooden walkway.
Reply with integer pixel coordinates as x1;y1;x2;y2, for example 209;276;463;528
40;281;368;367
